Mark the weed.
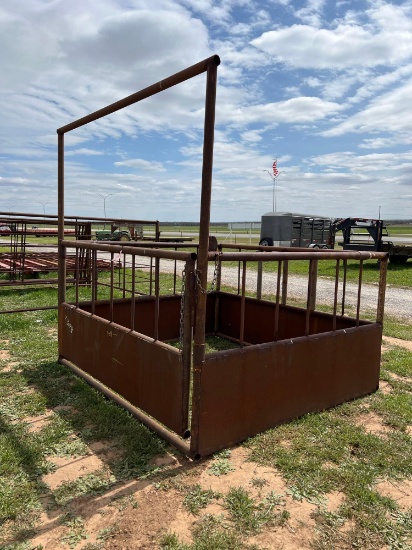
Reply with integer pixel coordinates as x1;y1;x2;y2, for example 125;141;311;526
191;514;243;549
183;484;220;515
159;532;189;549
250;477;268;489
60;514;88;548
109;493;138;511
224;486;287;534
52;470;116;506
96;524;121;543
207;458;235;477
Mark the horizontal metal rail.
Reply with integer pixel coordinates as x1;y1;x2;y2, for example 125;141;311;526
59;357;192;457
209;250;387;262
57;55;220;134
62;240;197;261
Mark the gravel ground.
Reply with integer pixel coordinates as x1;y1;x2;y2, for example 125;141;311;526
152;257;412;322
2;242;410;321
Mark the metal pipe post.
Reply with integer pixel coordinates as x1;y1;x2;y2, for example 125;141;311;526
57;132;66;306
191;56;220;457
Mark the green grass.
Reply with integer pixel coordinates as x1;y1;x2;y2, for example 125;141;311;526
0;273;411;549
244;346;412;549
385;224;412;236
0;306;165;547
222;256;412;287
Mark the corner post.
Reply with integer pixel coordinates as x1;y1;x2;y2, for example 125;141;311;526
58;131;66;306
191;56;219;458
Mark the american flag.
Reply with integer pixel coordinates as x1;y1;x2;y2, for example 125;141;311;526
272;160;279;177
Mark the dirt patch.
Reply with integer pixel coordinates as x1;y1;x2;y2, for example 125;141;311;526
379;380;393;395
354;412;391;436
1;361;19;373
43;454;108;490
382;336;412;352
325;491;345;513
0;349;11;360
198;447;287;498
23;412;54;433
388;371;412;384
249;497;316;550
376;479;412;509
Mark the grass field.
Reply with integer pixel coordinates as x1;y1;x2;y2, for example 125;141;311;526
0;272;411;548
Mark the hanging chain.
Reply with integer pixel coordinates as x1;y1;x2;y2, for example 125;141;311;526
178;268;186;356
195;252;220;294
210;252;219;291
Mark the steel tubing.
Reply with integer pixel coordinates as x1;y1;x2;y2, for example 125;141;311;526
62;240;197;261
209;251;387;262
191;57;219;458
59;358;192;457
58;56;220;134
58;132;66;306
376;256;388;324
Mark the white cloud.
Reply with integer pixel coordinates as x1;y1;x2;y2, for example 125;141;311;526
323;79;412;138
251;4;412;69
220;96;342;126
294;0;326;26
114;159;166;171
65;148;104;156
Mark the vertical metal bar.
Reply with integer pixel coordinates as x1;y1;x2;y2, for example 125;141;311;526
356;259;363;326
257;259;263;300
131;255;136;331
376;255;388;324
191;57;219;459
213;253;222;333
282;260;288;305
75;247;79;307
239;261;246;347
341;259;348;315
57;132;66;306
182;257;195;436
154;257;160;340
110;252;114;323
305;260;314;336
149;257;153;295
216;252;222;291
173;250;177;295
333;259;340;331
91;249;96;315
308;259;318;311
155;221;160;241
237;257;241;295
274;260;281;341
122;252;126;298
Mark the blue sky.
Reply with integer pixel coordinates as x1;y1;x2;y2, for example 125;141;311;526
1;0;412;222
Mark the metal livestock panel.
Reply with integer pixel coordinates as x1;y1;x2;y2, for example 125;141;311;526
59;304;187;436
195;323;382;456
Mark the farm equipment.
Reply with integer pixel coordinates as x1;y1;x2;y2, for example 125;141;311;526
259;212;332;248
95;227;132;242
95;223;144;242
331;218;412;264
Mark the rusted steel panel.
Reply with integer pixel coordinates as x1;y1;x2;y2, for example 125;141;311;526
195;323;382;457
0;252;110;277
212;292;367;344
59;304;186;435
79;295;181;341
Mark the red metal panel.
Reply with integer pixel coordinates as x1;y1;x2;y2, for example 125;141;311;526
213;292;367;344
59;304;186;435
79;295;181;341
195;323;382;457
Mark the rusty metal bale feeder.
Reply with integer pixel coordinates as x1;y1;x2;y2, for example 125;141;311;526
56;56;388;460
